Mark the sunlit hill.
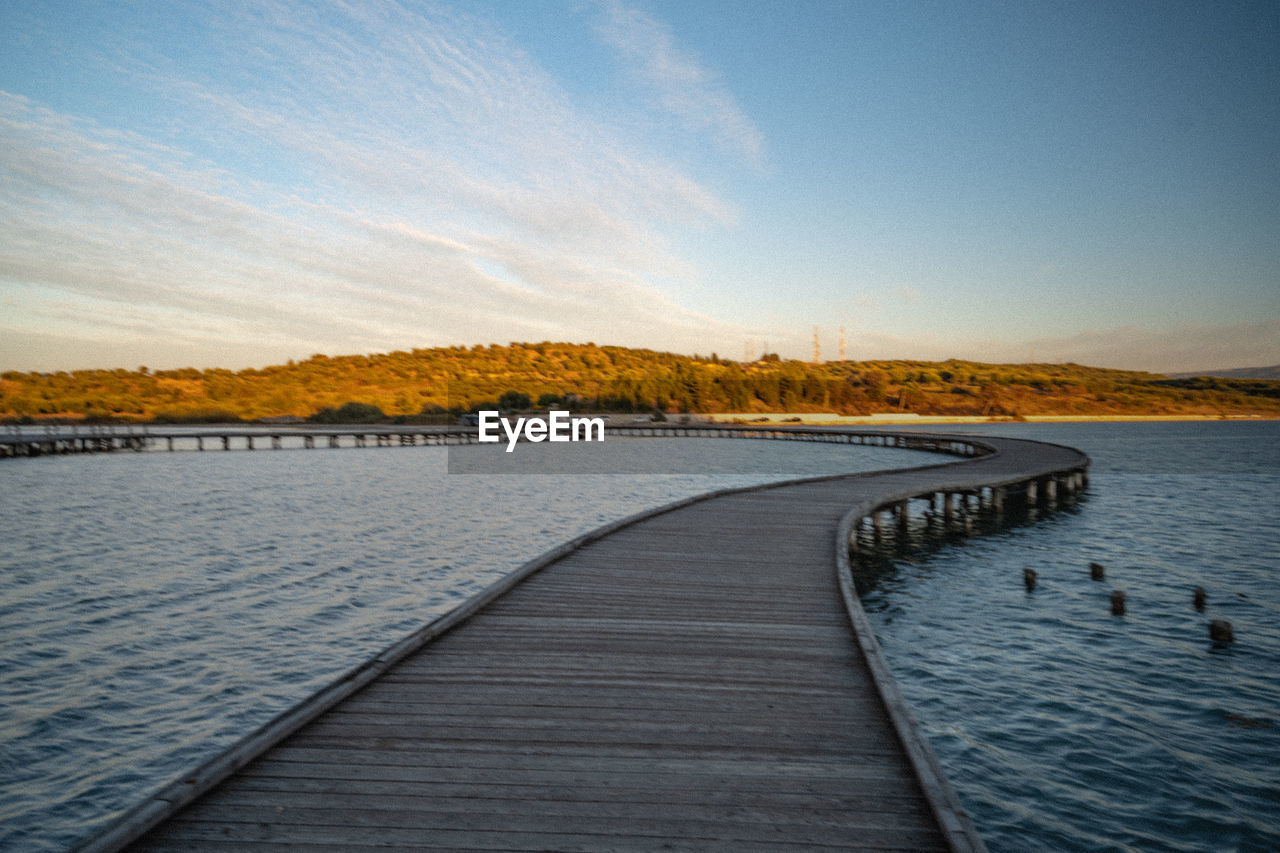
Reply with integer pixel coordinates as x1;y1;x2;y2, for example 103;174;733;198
2;343;1278;424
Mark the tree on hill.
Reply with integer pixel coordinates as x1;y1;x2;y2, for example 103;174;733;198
309;401;386;424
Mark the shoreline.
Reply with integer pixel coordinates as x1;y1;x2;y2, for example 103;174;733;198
699;412;1275;426
6;412;1275;433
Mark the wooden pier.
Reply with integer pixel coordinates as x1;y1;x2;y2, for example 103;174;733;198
70;430;1088;853
0;425;478;457
0;423;991;458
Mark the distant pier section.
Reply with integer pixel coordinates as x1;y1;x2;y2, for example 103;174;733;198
1;422;992;458
1;424;475;456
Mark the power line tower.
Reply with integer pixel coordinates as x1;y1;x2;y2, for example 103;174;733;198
812;325;821;363
839;326;846;361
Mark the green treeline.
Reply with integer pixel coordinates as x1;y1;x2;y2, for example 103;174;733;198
2;342;1279;423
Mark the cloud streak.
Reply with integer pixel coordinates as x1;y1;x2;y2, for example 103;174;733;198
0;1;749;370
590;0;765;167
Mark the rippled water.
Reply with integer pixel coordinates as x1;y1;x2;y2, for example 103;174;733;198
858;421;1280;853
0;435;931;853
5;424;1276;853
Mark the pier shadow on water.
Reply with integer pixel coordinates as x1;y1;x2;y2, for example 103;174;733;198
849;490;1089;600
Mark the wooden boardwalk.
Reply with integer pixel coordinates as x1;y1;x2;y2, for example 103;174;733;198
80;431;1087;853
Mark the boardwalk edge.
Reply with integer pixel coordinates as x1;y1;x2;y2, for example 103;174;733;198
836;497;992;853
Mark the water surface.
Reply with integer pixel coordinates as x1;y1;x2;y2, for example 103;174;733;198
859;420;1280;852
0;436;931;852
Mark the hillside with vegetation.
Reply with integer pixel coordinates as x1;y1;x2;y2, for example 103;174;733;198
1169;365;1280;381
3;342;1279;423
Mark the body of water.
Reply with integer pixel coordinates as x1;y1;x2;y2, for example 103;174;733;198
0;435;931;852
2;423;1276;852
858;420;1280;852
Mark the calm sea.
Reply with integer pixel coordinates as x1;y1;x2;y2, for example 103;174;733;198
1;422;1275;852
857;420;1280;852
0;435;930;852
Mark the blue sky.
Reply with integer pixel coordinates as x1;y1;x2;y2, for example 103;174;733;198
1;0;1276;373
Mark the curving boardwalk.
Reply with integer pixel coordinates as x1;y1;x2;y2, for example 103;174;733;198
79;430;1087;853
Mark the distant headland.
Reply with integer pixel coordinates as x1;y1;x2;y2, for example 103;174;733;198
2;343;1278;424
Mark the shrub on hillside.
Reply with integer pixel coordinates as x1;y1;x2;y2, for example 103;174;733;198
309;401;386;424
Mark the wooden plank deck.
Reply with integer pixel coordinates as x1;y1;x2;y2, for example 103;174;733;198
88;432;1087;853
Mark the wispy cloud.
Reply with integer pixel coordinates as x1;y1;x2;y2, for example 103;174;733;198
0;1;753;370
590;0;765;168
896;285;922;305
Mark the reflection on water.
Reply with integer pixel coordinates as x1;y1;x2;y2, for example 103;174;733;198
849;487;1085;597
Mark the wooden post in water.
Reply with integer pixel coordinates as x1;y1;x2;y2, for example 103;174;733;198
1023;568;1037;592
1110;590;1126;616
1193;587;1207;611
1090;562;1106;581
